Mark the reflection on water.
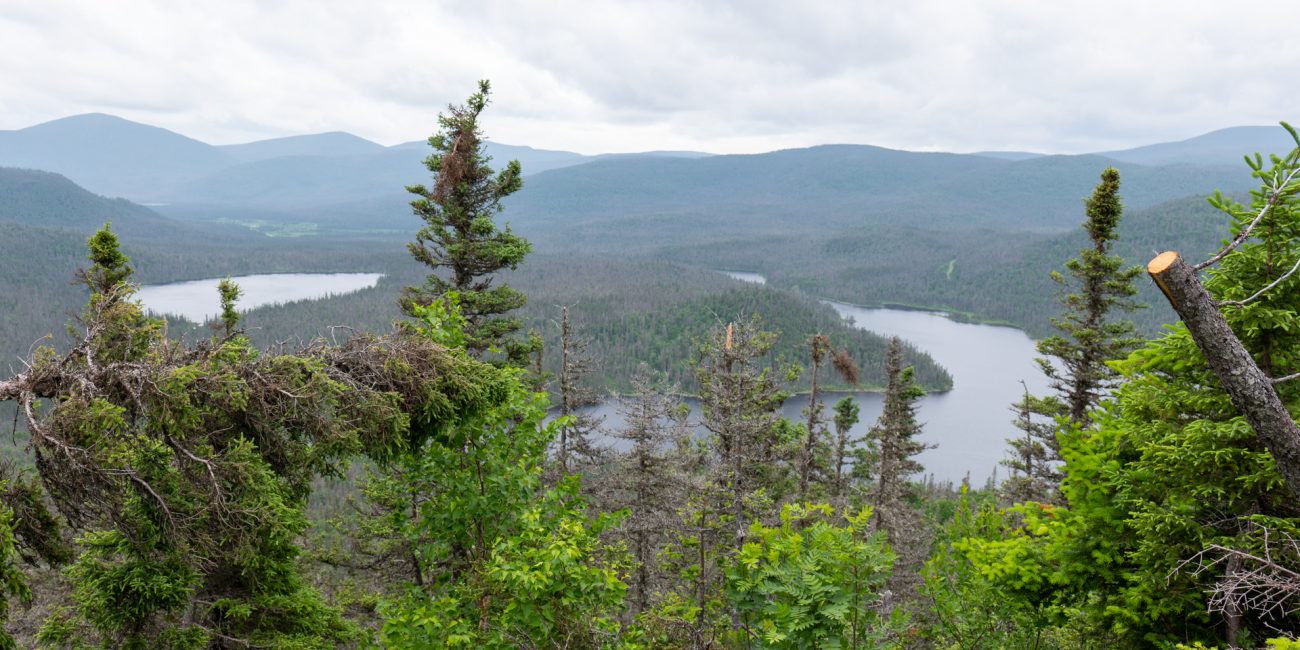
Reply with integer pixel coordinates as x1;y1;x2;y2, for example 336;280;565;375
137;273;384;323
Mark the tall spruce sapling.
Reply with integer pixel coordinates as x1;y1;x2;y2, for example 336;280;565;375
864;337;932;610
831;396;862;502
867;337;929;544
401;79;537;365
358;81;540;593
1036;167;1142;429
999;167;1140;504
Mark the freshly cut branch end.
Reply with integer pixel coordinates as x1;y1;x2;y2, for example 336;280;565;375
1148;251;1180;275
1148;251;1181;306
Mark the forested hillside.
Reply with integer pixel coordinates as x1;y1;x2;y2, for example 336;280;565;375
0;172;947;394
191;255;952;393
506;147;1252;237
658;193;1233;337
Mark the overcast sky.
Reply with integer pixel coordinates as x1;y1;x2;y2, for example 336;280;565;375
2;1;1298;155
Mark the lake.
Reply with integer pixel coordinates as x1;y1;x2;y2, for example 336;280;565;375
137;269;1046;483
583;271;1049;484
825;302;1049;484
137;273;384;323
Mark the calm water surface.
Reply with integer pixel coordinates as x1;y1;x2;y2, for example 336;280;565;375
585;271;1048;484
826;303;1048;484
137;273;383;323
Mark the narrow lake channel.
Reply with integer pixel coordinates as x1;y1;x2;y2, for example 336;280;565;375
582;270;1049;484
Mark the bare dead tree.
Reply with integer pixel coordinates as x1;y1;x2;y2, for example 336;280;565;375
798;334;831;500
553;305;604;476
798;336;861;502
608;365;689;617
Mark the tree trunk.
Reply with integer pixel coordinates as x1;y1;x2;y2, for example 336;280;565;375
1148;251;1300;500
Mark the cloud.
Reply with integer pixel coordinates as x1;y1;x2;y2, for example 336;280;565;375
2;0;1298;154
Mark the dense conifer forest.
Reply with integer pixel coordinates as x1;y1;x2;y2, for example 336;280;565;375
3;82;1300;650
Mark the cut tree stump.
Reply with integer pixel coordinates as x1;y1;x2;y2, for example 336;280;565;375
1148;251;1300;501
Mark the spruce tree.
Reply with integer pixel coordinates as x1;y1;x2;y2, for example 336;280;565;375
401;79;535;363
865;337;931;610
999;382;1064;504
867;337;928;544
1000;167;1141;504
695;319;791;547
1036;167;1142;428
831;396;861;503
686;319;791;637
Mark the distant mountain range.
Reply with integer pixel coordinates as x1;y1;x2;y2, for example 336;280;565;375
0;113;711;201
0;114;231;200
501;145;1254;242
0;113;1292;238
1098;126;1297;166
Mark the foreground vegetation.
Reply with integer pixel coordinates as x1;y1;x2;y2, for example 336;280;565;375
2;85;1300;649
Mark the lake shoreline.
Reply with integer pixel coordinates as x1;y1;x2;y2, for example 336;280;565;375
137;272;385;324
715;268;1035;338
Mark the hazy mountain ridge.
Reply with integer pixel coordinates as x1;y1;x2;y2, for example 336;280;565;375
218;131;387;162
0;113;1281;233
1100;125;1296;166
0;114;712;204
0;113;232;199
503;147;1250;241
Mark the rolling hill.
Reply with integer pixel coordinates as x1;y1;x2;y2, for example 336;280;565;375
0;167;174;235
218;131;387;162
0;114;232;199
1100;125;1297;167
500;147;1252;250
